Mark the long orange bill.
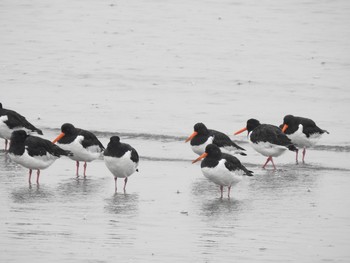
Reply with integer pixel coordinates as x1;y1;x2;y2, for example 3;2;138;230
281;124;288;133
185;131;198;143
234;127;247;135
52;132;65;144
192;152;208;164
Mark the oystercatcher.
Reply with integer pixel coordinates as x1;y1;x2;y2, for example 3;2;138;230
0;103;43;150
192;144;253;198
52;123;104;177
104;136;139;193
8;130;72;184
234;119;297;169
281;114;329;163
185;122;246;156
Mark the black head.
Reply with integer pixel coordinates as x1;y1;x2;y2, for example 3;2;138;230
205;144;222;159
0;103;3;109
61;123;77;135
194;122;209;134
283;115;294;125
246;119;261;132
109;136;121;144
10;130;28;143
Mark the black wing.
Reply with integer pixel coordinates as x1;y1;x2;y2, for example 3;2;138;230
299;118;329;137
131;148;139;163
222;153;253;176
3;109;42;134
79;129;105;150
210;129;245;151
251;124;291;146
26;136;71;157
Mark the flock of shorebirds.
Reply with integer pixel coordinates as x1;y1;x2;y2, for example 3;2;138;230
0;102;329;197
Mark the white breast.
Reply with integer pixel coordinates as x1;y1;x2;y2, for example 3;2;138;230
57;135;102;162
9;149;57;170
104;151;138;178
201;159;242;187
248;131;287;157
0;116;31;140
191;136;214;155
287;124;321;148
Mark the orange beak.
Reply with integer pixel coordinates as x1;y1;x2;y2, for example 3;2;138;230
192;152;208;164
281;124;288;133
185;131;198;143
52;132;65;144
234;127;247;135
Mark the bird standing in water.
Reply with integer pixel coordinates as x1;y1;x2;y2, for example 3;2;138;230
186;122;246;156
52;123;104;177
234;119;297;169
0;103;43;150
281;115;329;164
104;136;139;193
192;144;253;198
8;130;72;184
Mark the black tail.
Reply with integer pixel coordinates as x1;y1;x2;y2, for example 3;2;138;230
239;152;247;156
64;150;74;157
52;144;73;157
241;165;254;176
35;128;43;135
288;144;298;152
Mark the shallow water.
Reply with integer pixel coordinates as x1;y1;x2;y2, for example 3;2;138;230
1;0;350;262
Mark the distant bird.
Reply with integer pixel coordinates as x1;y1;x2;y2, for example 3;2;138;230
0;102;43;150
104;136;139;193
192;144;253;198
52;123;104;177
8;130;72;184
185;122;246;156
281;114;329;163
234;119;297;169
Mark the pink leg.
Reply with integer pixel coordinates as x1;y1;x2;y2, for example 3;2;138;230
228;186;231;198
36;170;40;184
302;148;306;163
270;157;276;170
262;156;272;169
28;169;32;184
83;162;87;177
123;177;128;192
295;149;299;164
220;185;224;199
114;177;117;193
76;161;79;177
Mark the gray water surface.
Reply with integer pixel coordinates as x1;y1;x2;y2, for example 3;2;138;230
1;0;350;262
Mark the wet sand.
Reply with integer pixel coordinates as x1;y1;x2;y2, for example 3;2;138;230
1;129;350;262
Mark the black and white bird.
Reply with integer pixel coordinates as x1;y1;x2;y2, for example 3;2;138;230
0;103;43;150
234;119;297;169
52;123;104;177
8;130;72;184
192;144;253;198
185;122;246;156
103;136;139;193
281;114;329;163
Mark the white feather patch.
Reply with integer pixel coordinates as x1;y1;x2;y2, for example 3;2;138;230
57;135;102;162
9;149;57;169
287;124;322;148
201;159;242;187
104;151;138;178
191;136;214;155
